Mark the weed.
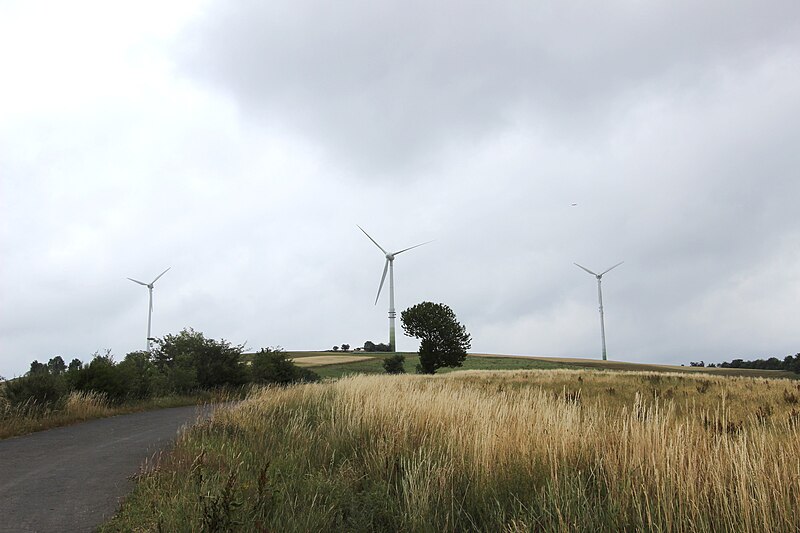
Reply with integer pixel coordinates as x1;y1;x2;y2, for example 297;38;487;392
556;387;581;404
755;403;774;423
201;469;243;531
782;388;798;405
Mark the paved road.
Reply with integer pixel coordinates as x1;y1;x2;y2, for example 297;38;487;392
0;405;220;533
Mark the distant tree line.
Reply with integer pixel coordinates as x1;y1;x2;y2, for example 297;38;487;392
1;328;318;408
362;341;392;352
692;353;800;373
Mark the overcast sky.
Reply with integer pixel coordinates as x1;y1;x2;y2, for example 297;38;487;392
2;0;799;377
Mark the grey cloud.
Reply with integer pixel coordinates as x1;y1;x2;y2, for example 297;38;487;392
180;0;800;173
2;1;800;377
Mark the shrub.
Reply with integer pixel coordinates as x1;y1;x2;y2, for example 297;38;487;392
382;354;406;374
72;353;130;404
3;371;66;407
251;348;319;385
154;329;247;390
117;351;161;399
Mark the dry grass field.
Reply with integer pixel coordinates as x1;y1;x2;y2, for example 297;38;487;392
103;368;800;532
291;355;375;367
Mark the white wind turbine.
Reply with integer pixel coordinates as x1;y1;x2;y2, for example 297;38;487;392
574;261;623;361
358;226;431;352
128;267;170;352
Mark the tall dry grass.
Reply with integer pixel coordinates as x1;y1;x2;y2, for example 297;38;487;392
62;390;113;419
1;388;220;440
103;369;800;532
0;389;112;439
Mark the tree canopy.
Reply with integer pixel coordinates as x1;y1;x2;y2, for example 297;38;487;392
401;301;471;374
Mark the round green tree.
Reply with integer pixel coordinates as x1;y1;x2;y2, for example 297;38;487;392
401;302;471;374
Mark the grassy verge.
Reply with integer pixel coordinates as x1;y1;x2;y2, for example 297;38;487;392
103;369;800;532
0;390;234;440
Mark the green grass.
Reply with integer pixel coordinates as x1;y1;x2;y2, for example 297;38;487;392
282;351;797;380
307;353;566;379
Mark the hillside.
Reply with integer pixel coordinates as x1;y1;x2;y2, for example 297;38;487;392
243;351;799;380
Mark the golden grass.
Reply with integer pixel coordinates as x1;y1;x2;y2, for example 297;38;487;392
62;390;113;419
105;368;800;532
0;392;218;440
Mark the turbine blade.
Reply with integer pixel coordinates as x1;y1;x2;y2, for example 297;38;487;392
601;261;624;276
374;259;389;305
393;240;434;256
357;225;388;254
574;263;598;276
128;278;147;286
151;267;170;285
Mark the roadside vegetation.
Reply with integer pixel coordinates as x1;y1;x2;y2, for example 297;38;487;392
0;329;317;439
104;369;800;532
0;390;226;440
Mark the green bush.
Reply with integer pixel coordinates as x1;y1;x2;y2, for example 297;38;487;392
251;348;319;385
382;354;406;374
3;371;66;407
72;354;130;404
118;351;162;399
154;329;247;390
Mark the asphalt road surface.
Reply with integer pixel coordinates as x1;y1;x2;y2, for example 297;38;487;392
0;404;221;533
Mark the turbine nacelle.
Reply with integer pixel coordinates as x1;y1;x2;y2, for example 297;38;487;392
574;261;623;279
358;225;432;304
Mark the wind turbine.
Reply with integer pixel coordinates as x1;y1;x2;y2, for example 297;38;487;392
128;267;170;352
358;225;431;352
574;261;623;361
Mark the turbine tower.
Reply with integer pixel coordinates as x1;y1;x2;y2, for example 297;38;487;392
128;267;170;352
574;261;623;361
358;225;431;352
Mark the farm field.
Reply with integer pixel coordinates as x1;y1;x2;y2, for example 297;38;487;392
245;351;800;380
290;354;374;367
473;354;800;379
303;352;566;379
103;368;800;532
